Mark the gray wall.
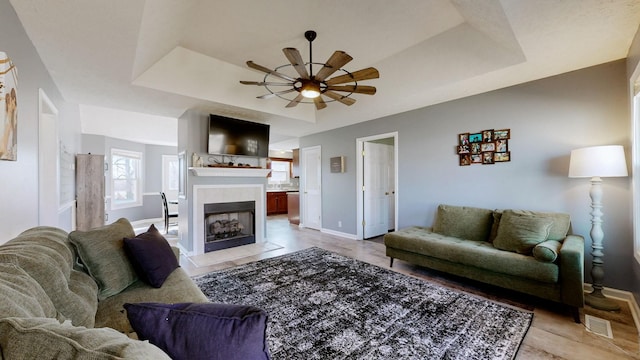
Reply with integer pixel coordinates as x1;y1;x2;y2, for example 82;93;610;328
300;60;634;291
0;1;81;241
81;134;177;224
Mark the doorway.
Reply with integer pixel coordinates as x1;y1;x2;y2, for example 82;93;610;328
301;145;322;230
356;132;398;240
38;89;59;227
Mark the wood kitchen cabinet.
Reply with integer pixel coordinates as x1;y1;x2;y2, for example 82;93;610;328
267;191;288;215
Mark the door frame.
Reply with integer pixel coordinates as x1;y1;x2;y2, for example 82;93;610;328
38;89;60;226
356;132;399;240
300;145;322;230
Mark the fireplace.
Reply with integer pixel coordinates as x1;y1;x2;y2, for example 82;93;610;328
190;181;268;256
203;201;255;252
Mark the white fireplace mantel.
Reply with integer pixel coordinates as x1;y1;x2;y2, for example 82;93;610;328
189;167;271;178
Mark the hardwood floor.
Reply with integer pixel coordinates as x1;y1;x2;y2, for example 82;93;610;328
178;215;640;359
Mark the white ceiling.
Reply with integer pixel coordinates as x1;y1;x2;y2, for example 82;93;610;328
9;0;640;149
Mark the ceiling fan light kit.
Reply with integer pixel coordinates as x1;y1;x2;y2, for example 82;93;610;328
240;30;379;110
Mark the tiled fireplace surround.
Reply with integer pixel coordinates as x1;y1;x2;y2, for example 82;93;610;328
186;168;270;256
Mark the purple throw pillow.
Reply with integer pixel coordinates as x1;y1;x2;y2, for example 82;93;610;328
123;224;179;288
124;302;270;360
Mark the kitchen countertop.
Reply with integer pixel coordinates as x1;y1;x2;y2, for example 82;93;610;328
267;189;299;193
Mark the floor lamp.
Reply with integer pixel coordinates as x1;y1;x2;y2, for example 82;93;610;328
568;145;628;311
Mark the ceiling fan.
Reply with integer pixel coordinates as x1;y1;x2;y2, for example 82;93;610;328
240;30;379;110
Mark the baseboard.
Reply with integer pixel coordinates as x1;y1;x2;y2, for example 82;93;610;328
320;228;358;240
176;242;193;257
584;283;640;334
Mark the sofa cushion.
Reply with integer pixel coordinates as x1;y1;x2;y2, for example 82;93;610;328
493;210;554;255
432;204;494;242
0;317;170;360
507;210;571;241
0;257;58;319
18;226;80;269
384;227;559;283
533;240;563;263
124;224;179;288
95;267;208;333
0;229;99;327
124;302;271;360
69;218;138;300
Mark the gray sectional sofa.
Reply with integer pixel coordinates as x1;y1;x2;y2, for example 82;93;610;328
384;204;585;322
0;219;208;359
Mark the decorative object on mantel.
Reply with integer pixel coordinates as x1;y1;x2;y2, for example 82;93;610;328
190;167;271;178
191;153;204;167
240;30;379;110
457;129;510;166
0;51;18;161
569;145;628;311
207;164;261;169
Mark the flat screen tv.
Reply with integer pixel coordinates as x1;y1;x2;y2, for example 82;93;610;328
207;115;270;158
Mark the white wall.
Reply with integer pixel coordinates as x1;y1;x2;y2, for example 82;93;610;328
0;1;81;242
301;60;634;291
625;23;640;304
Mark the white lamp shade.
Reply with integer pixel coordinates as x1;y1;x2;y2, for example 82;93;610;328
568;145;628;178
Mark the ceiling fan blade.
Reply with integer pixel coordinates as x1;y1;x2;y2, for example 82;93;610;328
246;61;297;82
326;85;376;95
325;67;380;85
257;88;296;99
286;93;305;108
314;51;353;81
240;81;293;86
323;91;356;106
282;48;309;80
313;97;327;110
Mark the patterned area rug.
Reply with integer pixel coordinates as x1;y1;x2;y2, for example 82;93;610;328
193;247;532;360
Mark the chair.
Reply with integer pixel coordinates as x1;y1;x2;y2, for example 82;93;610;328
160;192;178;234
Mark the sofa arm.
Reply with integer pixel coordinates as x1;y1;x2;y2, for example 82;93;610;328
559;235;585;308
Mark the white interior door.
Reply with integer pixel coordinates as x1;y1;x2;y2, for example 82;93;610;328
387;144;395;231
38;90;59;226
302;146;322;230
363;142;390;238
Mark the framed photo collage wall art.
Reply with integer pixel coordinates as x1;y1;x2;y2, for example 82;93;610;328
457;129;510;166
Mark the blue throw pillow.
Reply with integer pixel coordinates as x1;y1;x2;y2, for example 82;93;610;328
123;224;179;288
124;302;270;360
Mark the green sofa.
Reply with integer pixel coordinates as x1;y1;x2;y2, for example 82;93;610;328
0;219;208;359
384;204;585;322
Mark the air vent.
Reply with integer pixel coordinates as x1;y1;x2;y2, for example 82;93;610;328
585;314;613;339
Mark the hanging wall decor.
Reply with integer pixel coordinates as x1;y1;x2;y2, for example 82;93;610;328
457;129;510;166
0;51;18;161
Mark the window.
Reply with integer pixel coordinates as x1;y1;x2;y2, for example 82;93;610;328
162;154;179;199
162;155;179;192
270;160;290;183
111;149;143;209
